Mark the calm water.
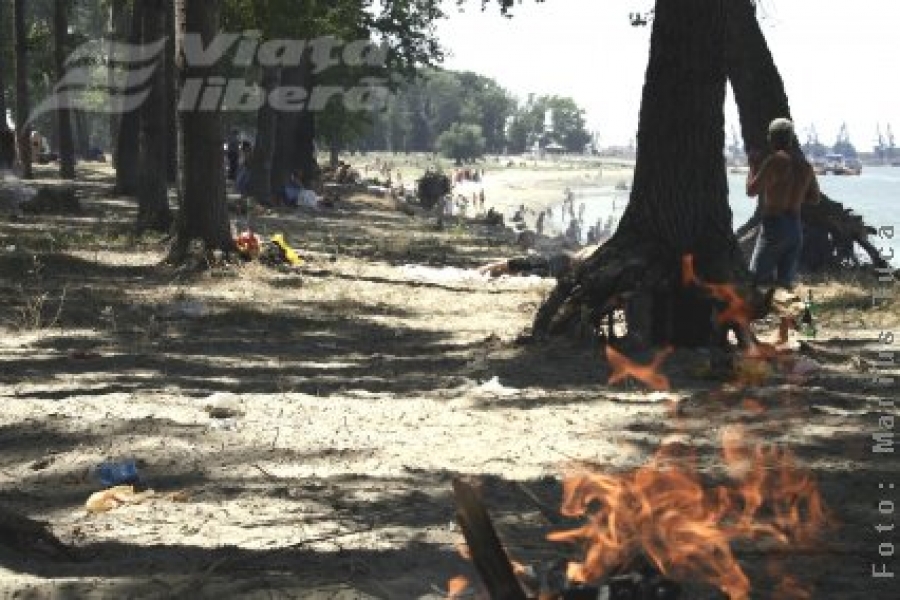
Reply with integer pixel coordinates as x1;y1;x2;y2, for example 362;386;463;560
566;166;900;266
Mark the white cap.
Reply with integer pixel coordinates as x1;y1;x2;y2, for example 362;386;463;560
768;118;794;135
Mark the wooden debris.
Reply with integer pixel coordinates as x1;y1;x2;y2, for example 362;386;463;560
452;478;528;600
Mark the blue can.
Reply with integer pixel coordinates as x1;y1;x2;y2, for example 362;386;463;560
96;460;140;487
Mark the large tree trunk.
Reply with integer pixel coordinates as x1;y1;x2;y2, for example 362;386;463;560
725;0;790;237
169;0;234;262
250;66;281;206
113;0;144;195
136;0;171;234
534;0;741;348
0;0;14;169
271;61;319;191
74;110;91;159
165;1;178;184
54;0;76;180
108;0;130;163
13;0;32;179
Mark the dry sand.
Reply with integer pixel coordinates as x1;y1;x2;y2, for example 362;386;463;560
0;162;897;599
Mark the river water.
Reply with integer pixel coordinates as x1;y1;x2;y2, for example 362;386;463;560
563;166;900;266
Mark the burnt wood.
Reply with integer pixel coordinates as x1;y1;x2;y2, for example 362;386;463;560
452;478;527;600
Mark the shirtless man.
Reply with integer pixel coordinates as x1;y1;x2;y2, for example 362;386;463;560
746;118;821;290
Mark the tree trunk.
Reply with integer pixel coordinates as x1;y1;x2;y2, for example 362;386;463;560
725;0;793;162
725;0;793;233
13;0;32;179
534;0;741;348
0;0;12;169
169;0;234;261
136;0;171;234
74;110;92;159
108;0;129;162
271;61;319;191
329;145;340;170
0;0;13;170
113;0;144;195
165;1;178;184
54;0;76;179
250;66;281;206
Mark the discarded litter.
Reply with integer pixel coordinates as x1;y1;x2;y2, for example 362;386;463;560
85;486;191;513
474;376;521;397
85;485;154;513
165;300;209;319
208;418;239;431
96;460;139;487
204;392;244;419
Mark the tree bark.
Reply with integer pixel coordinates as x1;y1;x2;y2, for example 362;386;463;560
74;110;91;159
165;0;178;184
108;0;130;162
250;66;281;206
113;0;145;195
534;0;741;348
136;0;171;234
55;0;76;180
169;0;234;261
725;0;793;162
271;61;319;191
13;0;32;179
0;0;13;170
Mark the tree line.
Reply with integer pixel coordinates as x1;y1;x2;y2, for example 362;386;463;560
360;68;593;161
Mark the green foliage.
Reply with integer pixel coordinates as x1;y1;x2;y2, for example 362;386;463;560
506;94;591;154
436;122;485;163
221;0;448;152
365;67;516;153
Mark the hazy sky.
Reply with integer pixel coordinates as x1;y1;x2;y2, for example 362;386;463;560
436;0;900;149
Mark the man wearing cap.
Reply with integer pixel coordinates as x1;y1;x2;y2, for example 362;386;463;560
746;118;821;290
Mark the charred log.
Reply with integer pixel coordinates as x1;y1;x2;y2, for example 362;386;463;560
452;478;528;600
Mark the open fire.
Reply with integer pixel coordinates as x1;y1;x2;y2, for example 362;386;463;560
451;258;830;600
548;426;828;599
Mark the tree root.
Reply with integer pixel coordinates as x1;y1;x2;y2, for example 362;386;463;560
532;233;662;340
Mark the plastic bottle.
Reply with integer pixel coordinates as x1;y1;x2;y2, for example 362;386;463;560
96;460;140;487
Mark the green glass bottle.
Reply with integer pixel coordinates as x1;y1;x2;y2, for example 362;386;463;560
800;290;817;337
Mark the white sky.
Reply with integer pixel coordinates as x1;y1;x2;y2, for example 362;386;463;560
436;0;900;149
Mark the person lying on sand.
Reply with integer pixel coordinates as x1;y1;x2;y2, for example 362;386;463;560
477;244;600;280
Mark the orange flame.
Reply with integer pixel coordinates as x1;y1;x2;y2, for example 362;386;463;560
447;575;470;599
548;426;829;600
682;254;753;328
606;345;673;391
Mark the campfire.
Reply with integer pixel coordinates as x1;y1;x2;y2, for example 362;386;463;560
451;306;830;599
448;256;829;600
452;425;829;600
547;425;827;599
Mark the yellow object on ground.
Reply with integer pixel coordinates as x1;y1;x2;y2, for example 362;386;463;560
270;233;304;266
